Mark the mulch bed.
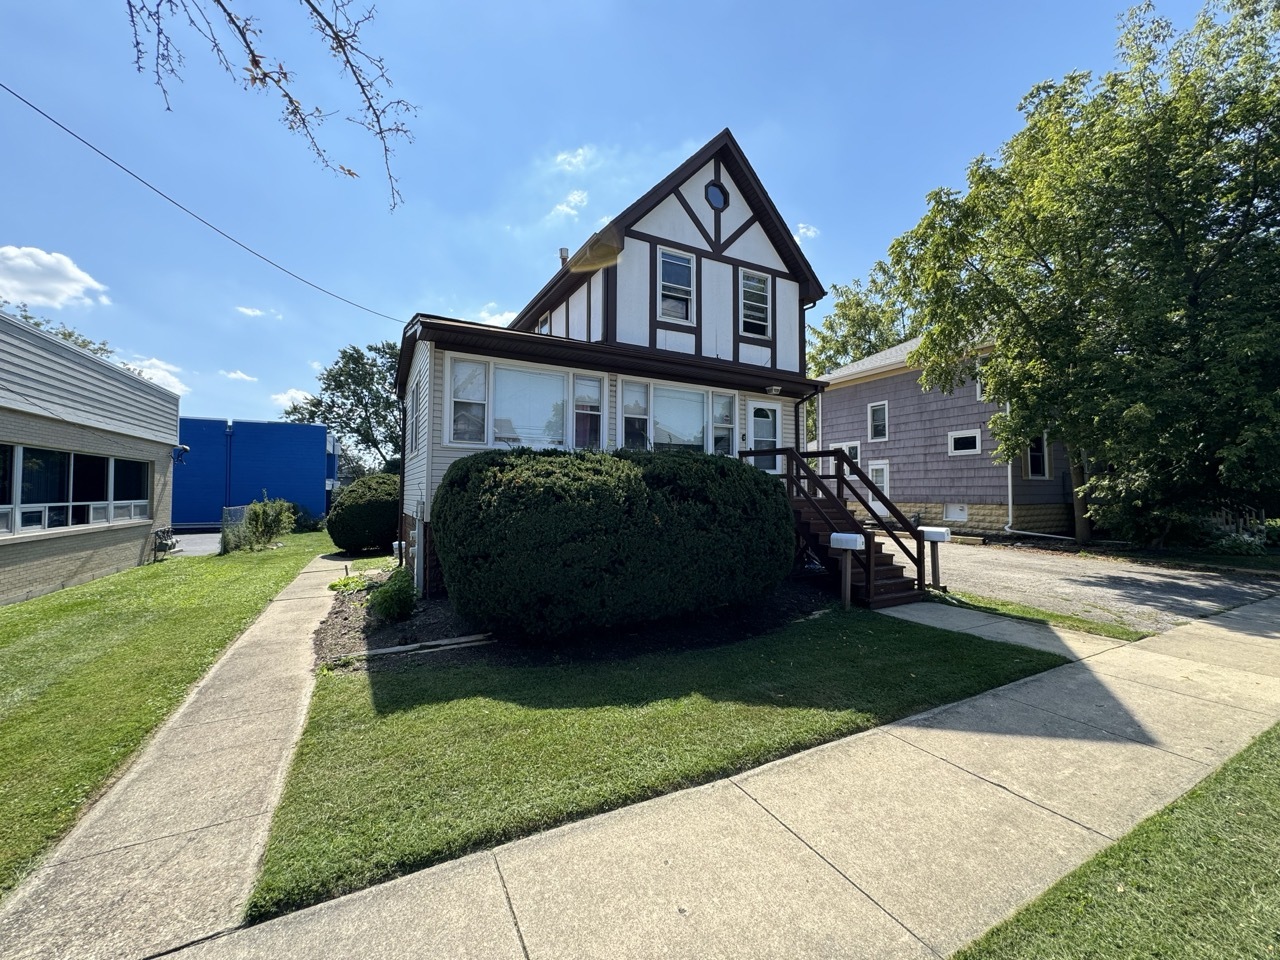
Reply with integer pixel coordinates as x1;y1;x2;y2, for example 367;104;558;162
312;569;838;674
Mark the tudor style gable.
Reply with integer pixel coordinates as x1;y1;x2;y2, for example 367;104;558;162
509;129;823;380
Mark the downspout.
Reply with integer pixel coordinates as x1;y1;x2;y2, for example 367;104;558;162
1003;402;1074;541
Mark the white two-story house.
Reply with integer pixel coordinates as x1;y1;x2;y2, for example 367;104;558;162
397;129;826;595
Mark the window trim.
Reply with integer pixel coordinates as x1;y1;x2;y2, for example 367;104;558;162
867;401;889;442
657;247;695;325
947;429;982;457
0;444;152;538
573;374;604;451
1024;433;1052;480
445;353;609;452
739;269;771;339
618;376;738;456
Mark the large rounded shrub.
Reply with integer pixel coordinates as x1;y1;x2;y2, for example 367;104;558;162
432;449;793;638
327;473;399;553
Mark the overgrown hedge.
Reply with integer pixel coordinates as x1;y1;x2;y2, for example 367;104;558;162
432;449;793;638
327;473;399;553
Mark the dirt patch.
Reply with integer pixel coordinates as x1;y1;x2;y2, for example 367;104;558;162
312;572;838;673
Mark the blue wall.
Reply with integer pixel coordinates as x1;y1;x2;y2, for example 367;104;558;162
173;418;334;527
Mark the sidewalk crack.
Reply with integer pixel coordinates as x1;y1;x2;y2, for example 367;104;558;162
493;853;531;960
730;779;944;959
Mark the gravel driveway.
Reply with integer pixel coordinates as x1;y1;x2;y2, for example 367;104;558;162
921;542;1279;634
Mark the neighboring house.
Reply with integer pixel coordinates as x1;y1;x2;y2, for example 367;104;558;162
818;336;1074;535
397;128;827;595
172;417;340;528
0;310;180;605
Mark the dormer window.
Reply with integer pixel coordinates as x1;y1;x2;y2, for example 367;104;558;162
659;249;694;323
705;181;729;211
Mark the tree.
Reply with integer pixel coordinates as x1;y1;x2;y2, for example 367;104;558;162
126;1;416;208
283;340;401;470
2;299;146;377
805;266;920;444
893;0;1280;545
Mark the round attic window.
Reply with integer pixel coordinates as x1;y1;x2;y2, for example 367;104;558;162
705;181;729;211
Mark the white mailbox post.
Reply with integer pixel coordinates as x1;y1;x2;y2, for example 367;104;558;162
918;526;952;589
830;532;866;609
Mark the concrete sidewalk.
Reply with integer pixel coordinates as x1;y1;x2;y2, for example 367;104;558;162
5;579;1277;960
0;553;347;960
161;594;1280;960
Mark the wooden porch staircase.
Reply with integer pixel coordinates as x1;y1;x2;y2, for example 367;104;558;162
743;447;930;608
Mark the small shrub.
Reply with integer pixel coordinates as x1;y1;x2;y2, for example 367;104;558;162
290;503;326;533
368;566;415;621
432;449;793;639
1210;532;1268;556
1266;518;1280;547
243;494;295;545
221;493;294;553
328;574;368;594
327;474;399;553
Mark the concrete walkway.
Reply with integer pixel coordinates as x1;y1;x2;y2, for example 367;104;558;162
0;553;347;960
169;594;1279;960
5;578;1279;959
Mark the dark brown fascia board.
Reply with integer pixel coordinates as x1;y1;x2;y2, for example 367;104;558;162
509;128;825;331
405;314;824;399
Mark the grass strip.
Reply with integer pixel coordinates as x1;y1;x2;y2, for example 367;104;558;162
248;607;1065;920
943;591;1148;642
957;720;1280;959
0;532;334;897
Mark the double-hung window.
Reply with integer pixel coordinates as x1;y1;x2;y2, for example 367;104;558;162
450;360;488;443
574;376;603;450
659;250;694;323
1025;434;1051;479
712;393;735;455
740;271;770;337
868;401;888;441
622;381;650;450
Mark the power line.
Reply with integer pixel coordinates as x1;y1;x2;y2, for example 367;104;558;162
0;81;403;326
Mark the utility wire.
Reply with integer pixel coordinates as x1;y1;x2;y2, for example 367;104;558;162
0;81;403;326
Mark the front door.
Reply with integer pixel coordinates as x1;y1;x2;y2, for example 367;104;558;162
746;401;782;473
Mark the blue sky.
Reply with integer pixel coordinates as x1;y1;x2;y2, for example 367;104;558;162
2;0;1203;422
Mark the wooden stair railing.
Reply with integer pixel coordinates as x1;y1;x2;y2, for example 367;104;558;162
740;448;926;607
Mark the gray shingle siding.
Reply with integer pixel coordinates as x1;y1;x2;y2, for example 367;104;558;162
820;370;1070;508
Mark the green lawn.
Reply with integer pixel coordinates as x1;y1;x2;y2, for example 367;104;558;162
0;531;334;897
957;720;1280;959
247;608;1066;921
943;591;1149;642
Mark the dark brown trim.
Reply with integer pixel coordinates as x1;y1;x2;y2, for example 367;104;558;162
407;314;824;399
606;265;618;343
770;274;778;370
648;242;658;349
586;274;593;342
694;255;703;357
713;157;723;245
674;188;716;251
732;266;740;364
717;214;759;257
627;229;793;281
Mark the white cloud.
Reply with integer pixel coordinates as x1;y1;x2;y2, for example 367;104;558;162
98;294;112;306
794;223;820;244
132;357;191;396
309;360;324;371
219;369;257;382
236;306;265;317
475;302;516;326
0;246;109;309
554;146;597;172
271;387;313;407
549;189;589;219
